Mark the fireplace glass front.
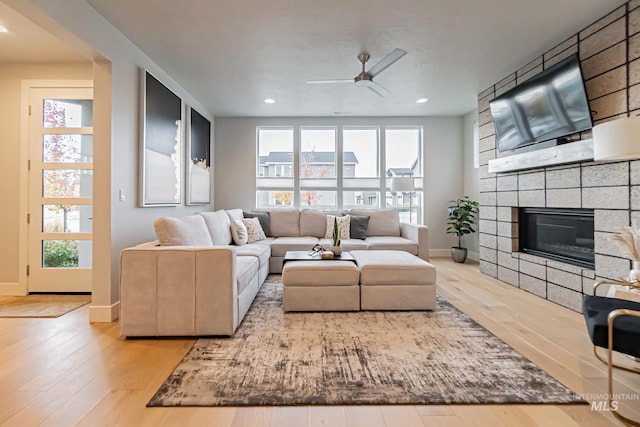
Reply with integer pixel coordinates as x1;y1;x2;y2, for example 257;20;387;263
519;208;594;269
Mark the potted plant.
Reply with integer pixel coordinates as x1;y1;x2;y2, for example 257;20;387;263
331;217;342;256
446;196;479;263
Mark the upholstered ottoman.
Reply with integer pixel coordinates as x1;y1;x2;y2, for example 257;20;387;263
351;250;437;310
282;260;360;312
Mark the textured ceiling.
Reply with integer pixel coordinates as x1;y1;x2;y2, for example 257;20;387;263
1;0;627;117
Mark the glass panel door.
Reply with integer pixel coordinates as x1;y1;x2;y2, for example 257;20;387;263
28;87;93;292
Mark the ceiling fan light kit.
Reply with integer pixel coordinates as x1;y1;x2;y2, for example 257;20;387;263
306;48;407;97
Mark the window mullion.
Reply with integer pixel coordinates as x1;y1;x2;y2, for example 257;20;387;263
379;126;386;206
293;126;300;208
336;126;343;210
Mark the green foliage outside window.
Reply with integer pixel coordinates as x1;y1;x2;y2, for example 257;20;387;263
43;240;79;267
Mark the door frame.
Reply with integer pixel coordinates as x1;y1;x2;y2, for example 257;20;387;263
12;79;94;296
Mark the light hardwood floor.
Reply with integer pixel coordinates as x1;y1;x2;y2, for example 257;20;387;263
0;258;638;426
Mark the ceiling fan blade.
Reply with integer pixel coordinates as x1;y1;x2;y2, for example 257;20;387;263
367;81;391;97
367;48;407;77
306;79;353;84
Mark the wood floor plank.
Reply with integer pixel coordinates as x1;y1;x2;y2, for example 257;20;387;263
269;407;309;427
344;406;386;427
380;406;423;426
308;406;346;427
231;407;273;427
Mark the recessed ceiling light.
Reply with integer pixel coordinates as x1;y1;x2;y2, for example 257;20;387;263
416;98;428;104
0;25;8;33
264;98;276;104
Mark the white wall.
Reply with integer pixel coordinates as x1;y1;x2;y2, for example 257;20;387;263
4;0;214;320
215;116;463;252
0;63;93;287
462;110;480;259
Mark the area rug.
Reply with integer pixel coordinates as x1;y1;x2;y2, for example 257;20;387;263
0;294;90;318
148;276;585;407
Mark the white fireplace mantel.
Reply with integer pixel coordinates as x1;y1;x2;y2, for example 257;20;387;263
488;139;594;174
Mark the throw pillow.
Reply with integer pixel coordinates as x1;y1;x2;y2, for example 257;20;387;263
349;215;370;240
230;219;248;246
242;217;266;243
154;215;214;247
324;214;350;240
243;211;272;237
225;208;244;222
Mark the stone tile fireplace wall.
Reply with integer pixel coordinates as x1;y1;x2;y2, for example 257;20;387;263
477;1;640;312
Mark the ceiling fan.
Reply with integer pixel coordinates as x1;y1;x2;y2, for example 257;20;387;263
306;48;407;97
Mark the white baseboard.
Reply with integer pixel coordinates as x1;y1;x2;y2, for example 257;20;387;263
0;282;27;296
430;249;479;261
89;301;120;323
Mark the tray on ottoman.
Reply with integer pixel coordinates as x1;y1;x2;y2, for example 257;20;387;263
283;250;356;264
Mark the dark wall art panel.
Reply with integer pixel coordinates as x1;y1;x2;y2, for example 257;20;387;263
187;107;211;204
140;70;183;206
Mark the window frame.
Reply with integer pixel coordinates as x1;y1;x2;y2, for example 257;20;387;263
255;124;424;223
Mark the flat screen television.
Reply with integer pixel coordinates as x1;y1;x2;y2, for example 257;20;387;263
489;53;592;152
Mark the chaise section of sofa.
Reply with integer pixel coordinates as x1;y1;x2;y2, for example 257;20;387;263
120;244;240;337
119;210;271;337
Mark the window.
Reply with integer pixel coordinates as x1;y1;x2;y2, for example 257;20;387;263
256;127;294;207
256;125;423;223
300;128;337;208
343;127;380;208
385;127;422;223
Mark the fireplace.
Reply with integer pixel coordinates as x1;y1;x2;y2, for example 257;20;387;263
519;208;594;269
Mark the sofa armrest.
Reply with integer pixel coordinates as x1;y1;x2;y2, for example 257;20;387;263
400;222;429;261
119;245;239;337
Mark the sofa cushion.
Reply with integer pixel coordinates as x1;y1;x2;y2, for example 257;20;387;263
236;255;259;294
351;250;436;286
154;214;213;246
319;238;368;251
349;215;370;240
299;209;345;237
230;219;248;246
234;242;271;268
243;211;272;237
269;236;319;257
243;217;266;243
365;236;418;255
282;261;360;287
199;210;232;245
349;208;400;237
267;209;301;237
299;209;325;237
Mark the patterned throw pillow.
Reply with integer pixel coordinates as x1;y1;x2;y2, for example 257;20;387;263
242;217;266;243
230;219;248;246
324;215;350;240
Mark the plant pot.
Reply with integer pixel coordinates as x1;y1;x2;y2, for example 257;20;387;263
331;245;342;256
451;247;467;263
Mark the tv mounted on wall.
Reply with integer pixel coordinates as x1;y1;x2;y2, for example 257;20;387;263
489;53;592;153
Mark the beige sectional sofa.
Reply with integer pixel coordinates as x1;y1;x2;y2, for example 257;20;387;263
119;207;429;337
